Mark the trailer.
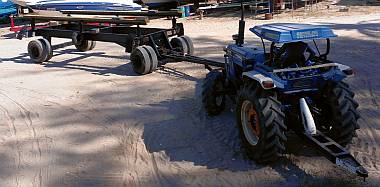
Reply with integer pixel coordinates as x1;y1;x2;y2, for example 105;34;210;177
17;8;224;74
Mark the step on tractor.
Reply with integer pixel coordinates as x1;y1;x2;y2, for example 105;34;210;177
202;2;368;179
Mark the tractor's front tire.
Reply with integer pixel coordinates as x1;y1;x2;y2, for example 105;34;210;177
237;82;287;163
316;82;360;146
202;70;226;116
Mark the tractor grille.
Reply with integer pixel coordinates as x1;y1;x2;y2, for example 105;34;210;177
291;78;315;89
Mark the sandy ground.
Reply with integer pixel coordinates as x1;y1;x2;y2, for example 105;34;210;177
0;8;380;187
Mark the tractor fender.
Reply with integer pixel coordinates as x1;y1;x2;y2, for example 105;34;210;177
336;63;354;77
242;70;284;90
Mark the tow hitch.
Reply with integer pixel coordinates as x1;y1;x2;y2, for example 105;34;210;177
300;98;368;180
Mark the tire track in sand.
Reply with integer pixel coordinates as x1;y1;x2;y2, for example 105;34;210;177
0;90;46;186
351;117;380;174
0;103;23;187
363;76;379;109
0;90;42;158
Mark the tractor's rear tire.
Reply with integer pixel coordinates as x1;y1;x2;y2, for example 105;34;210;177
75;40;96;52
315;82;360;146
130;45;158;75
202;70;226;116
28;39;48;64
171;36;194;55
237;82;287;163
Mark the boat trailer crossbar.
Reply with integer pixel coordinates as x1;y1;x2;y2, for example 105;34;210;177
60;10;183;17
31;24;181;53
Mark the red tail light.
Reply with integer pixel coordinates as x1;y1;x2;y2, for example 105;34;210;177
262;81;275;89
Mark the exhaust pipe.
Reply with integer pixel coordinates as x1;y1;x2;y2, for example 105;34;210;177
300;98;317;135
237;1;245;46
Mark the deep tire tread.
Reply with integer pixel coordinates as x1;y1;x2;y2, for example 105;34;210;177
324;82;360;146
202;71;225;116
237;82;287;164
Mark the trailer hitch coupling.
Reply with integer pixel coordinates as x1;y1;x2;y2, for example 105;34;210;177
336;156;369;180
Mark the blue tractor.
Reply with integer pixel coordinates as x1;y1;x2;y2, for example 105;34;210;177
202;3;367;179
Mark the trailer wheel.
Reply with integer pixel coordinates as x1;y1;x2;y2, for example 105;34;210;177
38;38;53;61
142;46;158;73
89;41;97;50
237;82;287;163
27;39;48;63
72;32;83;46
170;37;188;55
315;82;360;146
180;35;194;55
75;40;96;52
202;70;226;116
131;46;157;75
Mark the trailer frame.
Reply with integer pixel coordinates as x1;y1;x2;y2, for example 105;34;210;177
17;9;224;69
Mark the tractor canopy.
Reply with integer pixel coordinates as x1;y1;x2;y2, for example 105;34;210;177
250;23;337;43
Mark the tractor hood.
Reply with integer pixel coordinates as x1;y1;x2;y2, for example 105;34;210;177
250;23;337;43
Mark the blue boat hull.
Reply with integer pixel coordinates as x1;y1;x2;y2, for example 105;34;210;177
0;1;17;18
18;0;142;11
31;2;141;11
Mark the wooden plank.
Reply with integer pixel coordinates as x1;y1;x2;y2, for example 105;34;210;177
60;10;182;17
19;14;149;25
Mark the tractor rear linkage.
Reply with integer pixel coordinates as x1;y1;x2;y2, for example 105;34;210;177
16;6;368;180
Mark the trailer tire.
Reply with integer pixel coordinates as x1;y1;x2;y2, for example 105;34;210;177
142;46;158;73
237;82;287;163
38;38;53;61
89;41;97;50
131;46;154;75
170;37;188;55
315;82;359;146
180;35;194;55
202;70;226;116
28;39;48;64
75;40;95;52
72;32;83;46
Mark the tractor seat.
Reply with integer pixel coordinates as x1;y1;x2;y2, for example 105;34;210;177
277;42;313;68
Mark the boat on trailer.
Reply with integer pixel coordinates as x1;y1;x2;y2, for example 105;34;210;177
12;0;142;11
0;0;17;18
